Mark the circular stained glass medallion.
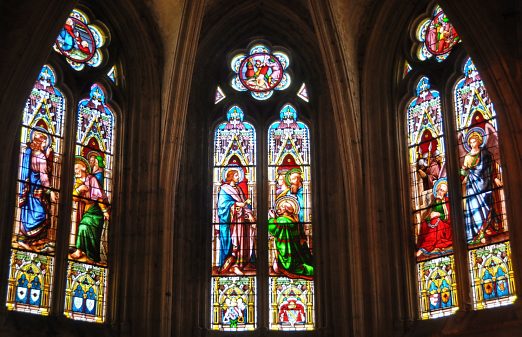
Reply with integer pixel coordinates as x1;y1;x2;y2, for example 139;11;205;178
56;17;96;63
424;11;459;56
238;53;283;93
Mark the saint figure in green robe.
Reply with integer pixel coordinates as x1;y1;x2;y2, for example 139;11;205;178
268;196;313;280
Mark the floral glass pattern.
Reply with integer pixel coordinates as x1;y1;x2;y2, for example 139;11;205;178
230;44;291;101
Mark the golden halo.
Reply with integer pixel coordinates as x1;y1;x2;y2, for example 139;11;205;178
74;156;91;174
275;195;300;216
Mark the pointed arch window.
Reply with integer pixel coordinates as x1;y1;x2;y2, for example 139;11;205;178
7;65;66;316
5;5;122;324
267;104;314;330
210;41;315;331
211;105;257;331
404;4;516;320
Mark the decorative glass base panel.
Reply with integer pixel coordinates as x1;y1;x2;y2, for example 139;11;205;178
64;261;107;323
269;277;314;330
211;276;256;331
417;255;459;319
6;250;54;315
469;241;516;310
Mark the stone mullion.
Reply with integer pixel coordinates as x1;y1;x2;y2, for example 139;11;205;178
440;74;473;311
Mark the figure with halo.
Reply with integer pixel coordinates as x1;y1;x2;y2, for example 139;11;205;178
268;196;313;279
460;127;502;244
18;128;57;251
70;156;109;263
217;166;255;275
416;178;452;257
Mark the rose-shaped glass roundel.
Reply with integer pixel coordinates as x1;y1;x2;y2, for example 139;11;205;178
238;53;283;92
53;9;108;71
415;5;460;63
56;17;96;63
230;43;291;101
424;10;459;56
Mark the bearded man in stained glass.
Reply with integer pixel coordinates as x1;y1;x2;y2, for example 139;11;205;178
268;197;313;279
217;169;255;275
70;157;109;263
88;151;105;186
279;168;305;222
18;130;57;251
416;179;452;257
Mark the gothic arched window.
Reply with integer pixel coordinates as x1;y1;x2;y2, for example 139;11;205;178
404;4;516;320
211;41;315;331
6;6;122;323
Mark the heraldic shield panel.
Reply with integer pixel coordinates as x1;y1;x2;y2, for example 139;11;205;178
211;106;257;331
267;104;314;330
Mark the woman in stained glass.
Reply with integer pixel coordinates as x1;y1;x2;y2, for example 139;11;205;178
18;129;57;250
460;128;502;244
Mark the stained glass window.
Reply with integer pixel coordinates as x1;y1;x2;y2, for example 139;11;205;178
403;61;412;79
454;58;516;309
407;77;458;319
297;83;309;102
230;43;291;101
5;5;121;322
405;4;516;321
64;83;115;322
107;65;117;84
267;104;314;330
211;106;257;331
215;86;226;104
415;5;460;63
7;65;65;316
54;9;108;71
213;41;315;331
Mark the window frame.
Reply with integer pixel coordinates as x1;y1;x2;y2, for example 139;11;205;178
399;6;518;320
1;5;123;323
207;66;318;332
